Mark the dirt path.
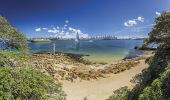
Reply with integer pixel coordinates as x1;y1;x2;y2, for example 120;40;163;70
61;59;148;100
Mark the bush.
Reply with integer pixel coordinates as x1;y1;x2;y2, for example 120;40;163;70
0;50;31;67
138;66;170;100
0;67;66;100
107;86;130;100
159;68;170;99
139;79;163;100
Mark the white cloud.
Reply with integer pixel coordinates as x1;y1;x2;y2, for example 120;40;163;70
34;20;89;39
47;28;59;34
151;23;156;26
137;16;144;22
42;28;48;30
69;27;73;31
35;28;41;32
155;12;161;16
124;20;137;27
65;20;69;23
60;27;88;39
115;24;153;37
70;28;81;33
124;16;144;27
47;26;89;39
57;26;60;29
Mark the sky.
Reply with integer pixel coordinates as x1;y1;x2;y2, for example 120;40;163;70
0;0;170;38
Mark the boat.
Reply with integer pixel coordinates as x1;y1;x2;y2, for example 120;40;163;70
88;40;93;42
75;32;80;43
31;38;51;43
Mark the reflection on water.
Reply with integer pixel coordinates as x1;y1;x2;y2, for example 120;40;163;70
75;42;80;51
28;40;144;63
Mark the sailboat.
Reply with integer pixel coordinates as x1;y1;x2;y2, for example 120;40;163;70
75;32;80;43
88;40;93;42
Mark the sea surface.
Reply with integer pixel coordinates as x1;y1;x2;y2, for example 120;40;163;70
28;40;144;63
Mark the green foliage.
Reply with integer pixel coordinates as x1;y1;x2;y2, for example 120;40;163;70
139;66;170;100
138;87;153;100
0;16;28;51
147;55;168;78
135;45;156;50
83;96;88;100
107;86;130;100
144;12;170;61
160;68;170;99
0;50;31;67
145;12;170;45
136;45;148;50
139;80;163;100
0;67;66;100
0;16;66;100
108;12;170;100
130;12;170;100
0;50;66;99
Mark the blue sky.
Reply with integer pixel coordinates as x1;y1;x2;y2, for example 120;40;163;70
0;0;170;38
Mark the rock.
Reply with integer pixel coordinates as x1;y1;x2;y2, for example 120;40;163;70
57;71;66;77
31;51;142;82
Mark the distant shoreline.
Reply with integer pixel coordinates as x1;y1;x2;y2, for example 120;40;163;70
28;38;145;41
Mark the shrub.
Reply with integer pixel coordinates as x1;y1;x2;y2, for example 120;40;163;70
0;67;66;100
0;50;31;67
107;86;130;100
139;79;163;100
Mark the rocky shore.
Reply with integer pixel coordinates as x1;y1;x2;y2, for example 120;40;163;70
31;51;152;82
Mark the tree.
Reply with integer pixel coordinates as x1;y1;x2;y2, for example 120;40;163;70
144;12;170;60
108;12;170;100
0;16;28;51
131;12;170;99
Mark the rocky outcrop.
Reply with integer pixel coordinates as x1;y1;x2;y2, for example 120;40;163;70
32;52;148;82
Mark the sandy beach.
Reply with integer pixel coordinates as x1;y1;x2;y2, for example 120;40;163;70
61;59;148;100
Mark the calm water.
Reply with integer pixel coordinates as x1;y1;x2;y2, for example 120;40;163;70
28;40;143;63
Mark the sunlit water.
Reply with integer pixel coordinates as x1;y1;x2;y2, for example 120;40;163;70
28;40;144;63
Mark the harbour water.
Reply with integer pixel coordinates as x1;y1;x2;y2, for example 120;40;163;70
28;40;144;63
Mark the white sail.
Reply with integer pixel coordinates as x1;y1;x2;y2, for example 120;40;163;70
75;32;80;43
